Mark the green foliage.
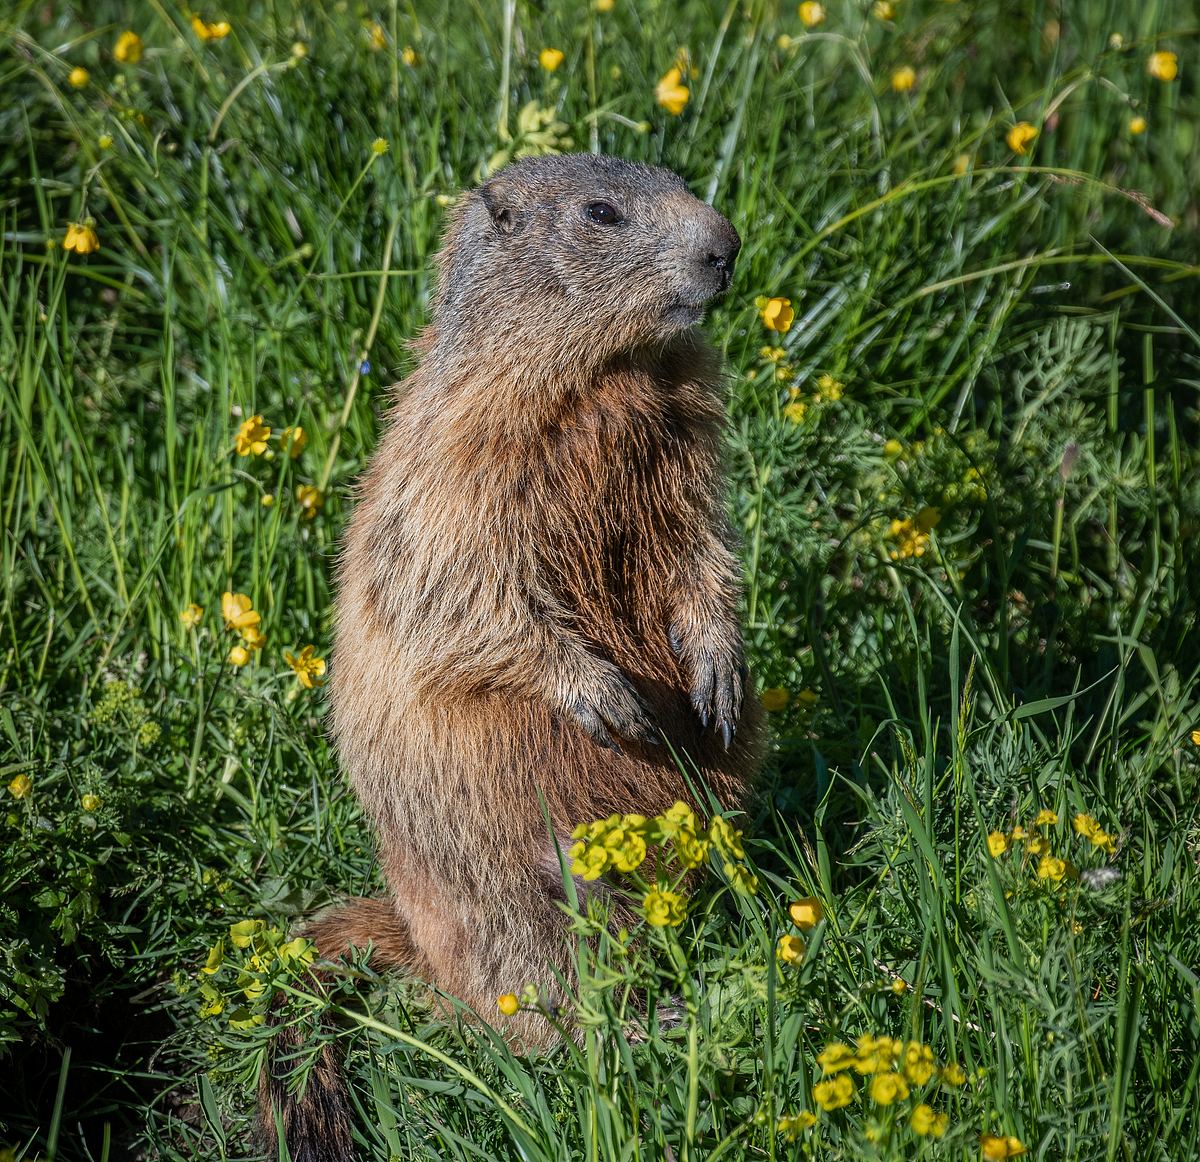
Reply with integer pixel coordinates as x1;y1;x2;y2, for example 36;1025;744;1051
1;0;1198;1158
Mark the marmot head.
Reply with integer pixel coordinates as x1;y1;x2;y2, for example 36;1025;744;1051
428;154;741;374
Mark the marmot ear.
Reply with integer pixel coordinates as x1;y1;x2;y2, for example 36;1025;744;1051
480;181;524;237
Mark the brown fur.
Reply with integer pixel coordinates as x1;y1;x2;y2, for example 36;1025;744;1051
260;154;762;1159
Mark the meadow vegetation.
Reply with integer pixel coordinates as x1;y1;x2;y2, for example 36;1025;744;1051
1;0;1199;1158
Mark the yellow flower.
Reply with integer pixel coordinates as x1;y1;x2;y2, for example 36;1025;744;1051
707;813;744;859
261;493;275;507
367;22;386;50
798;2;825;27
953;153;972;175
643;887;688;927
539;48;565;72
1129;115;1147;135
113;31;143;64
883;438;903;458
759;296;795;332
817;1042;856;1074
816;373;844;400
284;645;327;690
401;45;418;66
595;0;615;10
902;1042;936;1085
179;603;204;629
200;941;225;975
981;1135;1026;1160
99;134;114;149
7;774;32;799
789;896;825;929
1191;729;1200;746
278;426;307;458
197;982;224;1018
291;41;308;58
873;0;894;19
911;1104;949;1137
221;591;260;633
813;1073;855;1111
777;1110;818;1139
727;862;759;895
235;415;271;456
569;841;609;880
1010;825;1028;842
673;827;709;869
761;687;789;712
940;1062;967;1086
777;934;806;964
797;687;819;705
1027;834;1049;856
372;137;389;156
854;1034;902;1074
62;222;100;255
240;624;266;651
68;66;90;88
227;644;250;667
655;66;690;115
80;792;102;812
229;919;264;948
1147;51;1178;81
191;15;232;41
869;1071;909;1104
1006;122;1038;155
891;66;916;93
782;401;807;424
497;993;519;1015
296;484;324;520
1034;809;1058;826
1037;854;1067;883
277;937;316;967
888;517;930;560
1072;812;1100;840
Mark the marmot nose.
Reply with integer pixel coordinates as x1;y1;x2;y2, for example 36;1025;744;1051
701;219;740;293
706;249;736;290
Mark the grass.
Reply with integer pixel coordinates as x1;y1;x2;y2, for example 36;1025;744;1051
1;0;1199;1158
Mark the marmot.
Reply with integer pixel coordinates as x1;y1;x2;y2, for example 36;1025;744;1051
261;153;762;1161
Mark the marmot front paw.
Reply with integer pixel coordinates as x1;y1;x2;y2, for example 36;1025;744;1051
563;661;662;751
669;624;746;749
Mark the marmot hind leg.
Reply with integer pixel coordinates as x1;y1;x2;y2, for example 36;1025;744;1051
258;896;423;1162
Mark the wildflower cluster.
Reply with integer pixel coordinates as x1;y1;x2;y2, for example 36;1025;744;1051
194;919;315;1030
487;101;574;171
568;802;757;927
232;414;321;517
987;807;1119;889
775;1033;971;1147
887;505;940;561
89;678;161;748
222;590;265;666
776;894;825;965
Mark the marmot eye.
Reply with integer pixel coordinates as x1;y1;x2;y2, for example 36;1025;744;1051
585;200;622;226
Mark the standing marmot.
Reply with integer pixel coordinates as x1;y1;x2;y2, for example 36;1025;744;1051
261;153;761;1161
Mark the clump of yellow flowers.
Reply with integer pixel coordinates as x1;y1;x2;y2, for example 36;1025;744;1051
222;590;265;666
774;1034;968;1143
887;506;941;560
987;805;1119;890
568;801;757;927
194;919;315;1028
